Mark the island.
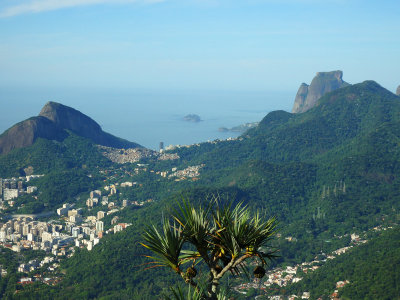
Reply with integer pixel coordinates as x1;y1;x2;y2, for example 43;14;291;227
183;114;202;122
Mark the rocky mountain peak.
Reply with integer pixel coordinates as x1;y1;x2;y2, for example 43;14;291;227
39;101;102;139
0;101;141;155
292;70;349;113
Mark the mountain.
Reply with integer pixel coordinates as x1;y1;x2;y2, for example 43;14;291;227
39;101;141;149
396;85;400;96
2;79;400;299
180;81;400;167
36;80;400;299
291;70;350;113
0;116;66;156
0;101;141;155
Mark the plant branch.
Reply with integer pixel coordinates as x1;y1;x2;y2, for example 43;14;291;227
215;253;250;280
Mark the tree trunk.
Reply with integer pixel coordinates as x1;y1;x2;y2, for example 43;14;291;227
207;279;219;300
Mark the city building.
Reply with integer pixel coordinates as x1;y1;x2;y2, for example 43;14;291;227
114;224;123;233
95;221;104;234
90;190;102;199
41;231;53;243
87;241;93;251
26;186;38;194
97;211;105;220
3;189;19;201
69;215;82;224
101;196;109;205
86;198;94;208
71;227;80;238
68;209;81;217
57;203;73;216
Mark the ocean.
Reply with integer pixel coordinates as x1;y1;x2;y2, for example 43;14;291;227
1;87;294;149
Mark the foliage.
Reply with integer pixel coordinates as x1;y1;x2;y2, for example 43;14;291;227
164;285;228;300
164;285;205;300
285;226;400;299
0;133;110;177
2;81;400;298
141;198;277;299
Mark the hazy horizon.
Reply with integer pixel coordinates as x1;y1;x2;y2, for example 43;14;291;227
1;0;399;148
1;87;294;149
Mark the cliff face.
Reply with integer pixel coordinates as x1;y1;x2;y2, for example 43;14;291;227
0;117;66;155
0;101;141;155
292;71;350;113
39;101;142;149
291;83;309;114
39;102;102;139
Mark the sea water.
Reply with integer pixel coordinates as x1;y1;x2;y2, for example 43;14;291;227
1;87;293;149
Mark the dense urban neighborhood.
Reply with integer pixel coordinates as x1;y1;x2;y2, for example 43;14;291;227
0;144;214;291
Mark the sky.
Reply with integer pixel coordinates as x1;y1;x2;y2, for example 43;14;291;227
0;0;399;148
0;0;399;93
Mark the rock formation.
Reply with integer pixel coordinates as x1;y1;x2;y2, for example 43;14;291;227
0;101;141;155
396;85;400;96
0;116;66;155
39;101;140;149
183;114;202;122
292;71;349;113
291;83;309;114
39;101;103;138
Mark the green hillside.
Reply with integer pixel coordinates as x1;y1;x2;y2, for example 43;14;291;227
285;226;400;300
0;132;110;177
1;80;400;299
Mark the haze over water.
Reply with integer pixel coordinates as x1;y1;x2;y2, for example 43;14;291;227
1;1;398;150
1;87;293;149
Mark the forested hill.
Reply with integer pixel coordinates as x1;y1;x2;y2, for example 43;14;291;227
2;80;400;299
285;226;400;299
177;80;400;167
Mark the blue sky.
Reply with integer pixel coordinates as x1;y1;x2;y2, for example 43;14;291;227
0;0;399;93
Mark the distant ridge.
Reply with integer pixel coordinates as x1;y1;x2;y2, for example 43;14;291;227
292;70;350;113
0;101;142;155
396;85;400;96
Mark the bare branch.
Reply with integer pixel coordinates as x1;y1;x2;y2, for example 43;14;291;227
215;253;250;280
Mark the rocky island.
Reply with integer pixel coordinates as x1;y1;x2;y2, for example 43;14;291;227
183;114;202;122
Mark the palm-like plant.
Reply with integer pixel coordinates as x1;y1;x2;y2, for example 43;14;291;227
141;198;277;299
141;219;184;273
